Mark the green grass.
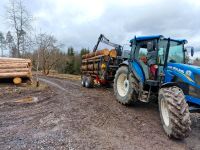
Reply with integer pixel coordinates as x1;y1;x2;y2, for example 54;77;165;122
47;73;81;81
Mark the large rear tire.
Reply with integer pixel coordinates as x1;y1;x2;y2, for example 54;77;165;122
158;86;191;139
85;76;94;88
81;75;87;87
114;66;138;105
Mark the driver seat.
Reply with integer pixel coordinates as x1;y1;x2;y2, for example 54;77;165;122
139;60;149;80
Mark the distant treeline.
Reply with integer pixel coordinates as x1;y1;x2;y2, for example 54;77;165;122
29;46;90;75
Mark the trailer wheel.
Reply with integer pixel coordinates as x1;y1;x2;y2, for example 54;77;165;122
159;86;191;139
85;76;94;88
81;75;87;87
114;66;137;105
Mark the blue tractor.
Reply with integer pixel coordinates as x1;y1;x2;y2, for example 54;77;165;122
114;35;200;139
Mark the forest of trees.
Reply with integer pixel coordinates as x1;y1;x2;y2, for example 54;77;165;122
0;0;90;75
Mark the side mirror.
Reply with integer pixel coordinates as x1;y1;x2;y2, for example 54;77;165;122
185;46;194;57
191;47;194;57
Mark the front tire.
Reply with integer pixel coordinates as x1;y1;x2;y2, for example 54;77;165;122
158;86;191;139
114;66;137;105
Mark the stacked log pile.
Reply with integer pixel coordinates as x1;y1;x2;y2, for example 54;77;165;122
0;57;32;84
81;48;119;80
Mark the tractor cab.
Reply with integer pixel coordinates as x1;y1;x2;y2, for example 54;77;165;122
129;35;188;87
114;35;199;139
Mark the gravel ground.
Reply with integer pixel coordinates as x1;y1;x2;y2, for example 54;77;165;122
0;76;200;150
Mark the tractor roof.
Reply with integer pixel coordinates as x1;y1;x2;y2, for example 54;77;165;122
130;35;187;44
163;38;188;44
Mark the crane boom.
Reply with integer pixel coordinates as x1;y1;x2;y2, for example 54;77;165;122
93;34;122;53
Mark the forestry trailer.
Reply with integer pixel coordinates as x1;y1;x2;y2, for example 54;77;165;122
81;34;128;87
81;34;200;139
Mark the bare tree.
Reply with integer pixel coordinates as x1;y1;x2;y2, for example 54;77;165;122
6;31;16;57
0;32;6;57
6;0;32;57
36;33;60;75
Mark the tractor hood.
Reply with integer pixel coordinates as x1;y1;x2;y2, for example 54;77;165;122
168;63;200;73
167;63;200;84
166;63;200;106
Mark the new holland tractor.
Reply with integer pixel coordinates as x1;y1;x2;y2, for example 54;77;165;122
114;35;200;139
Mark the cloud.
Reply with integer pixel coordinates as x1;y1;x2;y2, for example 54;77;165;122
1;0;200;54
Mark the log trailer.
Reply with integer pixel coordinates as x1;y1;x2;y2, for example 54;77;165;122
81;34;127;87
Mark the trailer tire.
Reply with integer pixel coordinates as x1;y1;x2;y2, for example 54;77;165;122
81;75;87;87
114;66;137;105
85;76;94;88
158;86;191;139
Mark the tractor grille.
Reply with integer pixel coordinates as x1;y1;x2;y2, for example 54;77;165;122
194;74;200;86
189;86;200;99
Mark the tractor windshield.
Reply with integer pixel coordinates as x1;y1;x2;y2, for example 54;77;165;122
168;41;184;63
158;40;184;65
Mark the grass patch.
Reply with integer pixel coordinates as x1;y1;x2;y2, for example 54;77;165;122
47;73;81;81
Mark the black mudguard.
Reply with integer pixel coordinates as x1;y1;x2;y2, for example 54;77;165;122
161;82;180;88
119;60;129;67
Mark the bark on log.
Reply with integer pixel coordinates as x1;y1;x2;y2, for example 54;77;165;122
0;57;31;63
0;61;31;64
0;57;31;61
81;64;99;71
82;55;104;61
82;49;109;59
0;63;29;69
0;68;29;73
82;58;101;63
0;72;30;78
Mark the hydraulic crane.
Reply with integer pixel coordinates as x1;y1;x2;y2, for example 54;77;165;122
93;34;122;56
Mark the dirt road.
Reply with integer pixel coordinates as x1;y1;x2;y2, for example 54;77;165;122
0;76;200;150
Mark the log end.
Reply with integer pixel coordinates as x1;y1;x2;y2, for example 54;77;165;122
109;49;117;58
13;77;22;85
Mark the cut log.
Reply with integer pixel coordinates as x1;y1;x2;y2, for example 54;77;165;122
0;68;29;73
0;63;29;69
109;49;117;58
0;57;31;64
0;58;31;62
13;77;22;85
82;49;109;59
0;57;31;61
0;72;30;78
82;58;101;63
0;60;31;64
81;64;99;71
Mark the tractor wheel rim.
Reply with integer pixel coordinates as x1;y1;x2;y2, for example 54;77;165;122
161;98;170;127
124;79;129;93
85;81;89;87
117;73;129;97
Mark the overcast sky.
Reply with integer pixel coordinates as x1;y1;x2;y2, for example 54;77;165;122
0;0;200;55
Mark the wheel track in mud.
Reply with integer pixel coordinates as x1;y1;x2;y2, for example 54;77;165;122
0;76;200;149
38;76;200;150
